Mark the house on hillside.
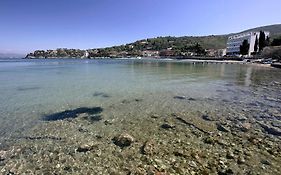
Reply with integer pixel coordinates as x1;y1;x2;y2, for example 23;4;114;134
142;50;159;57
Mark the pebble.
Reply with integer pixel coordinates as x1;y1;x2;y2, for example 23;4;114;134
237;156;246;164
240;122;251;132
0;150;7;161
113;133;134;147
104;120;113;125
226;151;235;159
204;136;215;144
142;140;156;155
76;143;96;152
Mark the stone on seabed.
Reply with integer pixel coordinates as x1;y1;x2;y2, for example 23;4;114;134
113;133;134;147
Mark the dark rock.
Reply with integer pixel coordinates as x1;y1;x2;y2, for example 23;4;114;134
218;169;234;175
226;151;235;159
202;115;215;121
261;159;271;165
271;121;281;128
237;156;246;164
236;116;247;121
78;127;88;133
93;92;111;98
259;122;281;136
204;136;215;144
113;133;134;147
95;135;103;139
187;97;196;101
161;123;175;129
174;96;186;100
174;150;188;158
104;120;113;125
217;123;230;132
151;114;160;119
176;117;209;134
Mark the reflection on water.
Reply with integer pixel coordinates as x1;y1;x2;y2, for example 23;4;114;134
245;66;253;86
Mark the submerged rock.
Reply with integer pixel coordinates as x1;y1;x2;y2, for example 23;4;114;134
161;123;175;130
259;122;281;136
202;114;215;121
217;123;230;132
104;120;113;125
88;115;102;122
174;96;186;100
77;143;97;152
237;156;246;164
113;133;134;147
141;140;157;155
261;159;271;165
226;151;235;159
218;168;234;175
151;114;160;119
0;150;7;161
239;122;251;132
204;136;215;144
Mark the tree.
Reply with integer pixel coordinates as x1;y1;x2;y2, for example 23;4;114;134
271;38;281;46
240;39;250;55
265;36;270;47
254;36;259;53
259;31;266;52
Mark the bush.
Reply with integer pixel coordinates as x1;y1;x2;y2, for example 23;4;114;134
262;46;281;61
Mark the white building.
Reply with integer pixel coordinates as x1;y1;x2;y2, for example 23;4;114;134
226;31;270;56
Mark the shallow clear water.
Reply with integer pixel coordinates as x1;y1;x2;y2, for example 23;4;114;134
0;58;280;138
1;58;281;174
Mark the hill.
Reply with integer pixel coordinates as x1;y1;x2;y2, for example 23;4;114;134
122;24;281;51
26;24;281;58
240;24;281;38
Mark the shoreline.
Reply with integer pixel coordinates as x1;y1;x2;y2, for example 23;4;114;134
22;57;279;68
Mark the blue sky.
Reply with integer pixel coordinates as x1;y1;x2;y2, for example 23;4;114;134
0;0;280;54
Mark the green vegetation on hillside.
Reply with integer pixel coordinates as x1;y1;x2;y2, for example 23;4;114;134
26;24;281;59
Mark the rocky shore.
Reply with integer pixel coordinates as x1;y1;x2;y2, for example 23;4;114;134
0;92;280;175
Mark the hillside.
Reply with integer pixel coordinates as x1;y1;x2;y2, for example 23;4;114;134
122;24;281;51
26;24;281;58
240;24;281;38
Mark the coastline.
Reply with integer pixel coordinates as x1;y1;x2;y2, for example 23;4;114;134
23;56;278;68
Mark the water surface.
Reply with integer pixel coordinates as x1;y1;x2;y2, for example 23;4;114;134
0;58;280;174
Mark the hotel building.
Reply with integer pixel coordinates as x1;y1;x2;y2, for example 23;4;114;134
226;31;270;56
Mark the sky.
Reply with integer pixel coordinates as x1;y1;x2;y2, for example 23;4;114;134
0;0;280;54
